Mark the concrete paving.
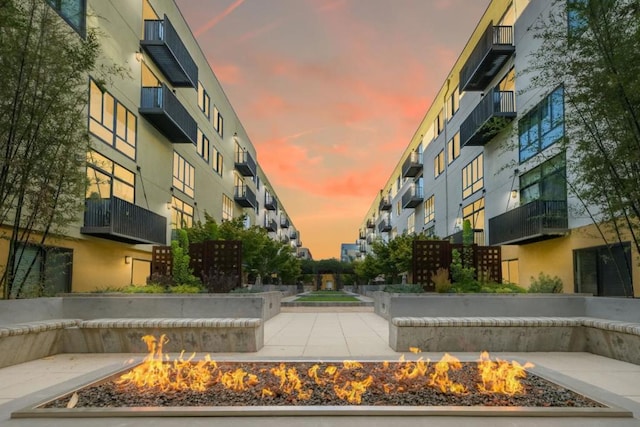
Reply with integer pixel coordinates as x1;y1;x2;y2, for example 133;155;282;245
1;308;639;426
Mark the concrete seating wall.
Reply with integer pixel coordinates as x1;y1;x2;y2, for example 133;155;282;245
0;293;282;368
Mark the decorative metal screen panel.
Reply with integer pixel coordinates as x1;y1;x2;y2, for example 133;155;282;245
190;240;242;292
151;246;172;276
476;245;502;283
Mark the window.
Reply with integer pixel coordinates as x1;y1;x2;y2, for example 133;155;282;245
196;129;209;162
89;79;137;160
424;195;435;224
212;146;223;175
46;0;85;36
449;86;459;119
407;212;415;235
463;197;485;231
519;86;564;163
213;106;224;138
11;243;72;298
462;153;484;199
435;108;444;135
396;201;401;216
520;154;566;205
434;150;445;178
574;243;633;297
86;150;135;203
197;82;210;118
172;152;195;197
171;196;193;229
447;132;460;164
222;194;234;220
567;0;588;36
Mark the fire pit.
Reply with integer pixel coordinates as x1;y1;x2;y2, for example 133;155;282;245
12;335;633;418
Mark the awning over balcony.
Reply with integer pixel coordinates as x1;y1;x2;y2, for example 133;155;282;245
488;200;568;245
81;197;167;245
460;89;516;147
460;24;514;92
140;15;198;88
139;84;197;144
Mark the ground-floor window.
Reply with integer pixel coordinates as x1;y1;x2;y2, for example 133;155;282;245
11;244;72;298
574;243;633;297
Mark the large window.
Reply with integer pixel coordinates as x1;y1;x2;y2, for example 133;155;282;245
424;195;435;224
449;86;459;119
196;129;209;163
447;132;460;165
434;150;445;178
172;152;195;197
212;146;223;175
86;150;135;202
89;79;137;160
463;197;484;231
213;106;224;138
222;194;234;220
519;86;564;163
171;196;193;229
46;0;85;36
11;243;72;298
197;82;210;118
519;154;566;205
574;243;633;297
462;153;483;199
407;212;415;235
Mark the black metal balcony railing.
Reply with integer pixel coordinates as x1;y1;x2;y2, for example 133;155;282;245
141;15;198;88
264;194;278;211
234;185;257;208
264;217;277;232
290;231;298;240
460;89;516;147
401;184;424;209
139;84;197;144
280;217;290;229
488;200;568;245
447;229;486;246
359;230;366;240
234;150;257;177
401;151;423;178
459;24;515;92
366;234;375;244
359;242;367;253
378;219;392;233
366;219;375;229
379;195;392;212
81;197;167;245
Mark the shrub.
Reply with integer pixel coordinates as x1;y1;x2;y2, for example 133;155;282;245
230;287;263;293
528;273;564;293
170;284;204;294
431;268;452;293
383;284;424;293
450;249;476;287
121;284;166;293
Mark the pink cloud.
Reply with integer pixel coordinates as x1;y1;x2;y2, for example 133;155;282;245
213;63;243;85
194;0;244;36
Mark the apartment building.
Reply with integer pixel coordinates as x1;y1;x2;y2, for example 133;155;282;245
2;0;299;295
357;0;638;297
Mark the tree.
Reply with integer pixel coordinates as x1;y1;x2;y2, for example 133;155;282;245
526;0;640;292
0;1;103;298
353;233;420;284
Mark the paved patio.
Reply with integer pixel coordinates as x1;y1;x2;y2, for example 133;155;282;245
1;308;639;426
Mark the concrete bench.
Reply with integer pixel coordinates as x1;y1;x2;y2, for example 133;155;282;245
0;319;80;368
67;318;264;354
390;316;640;365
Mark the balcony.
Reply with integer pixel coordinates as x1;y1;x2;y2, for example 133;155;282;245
359;230;366;240
140;15;198;88
447;229;486;246
459;24;514;92
280;217;290;229
366;219;375;229
488;200;568;245
378;219;392;233
264;217;277;232
401;184;423;209
290;231;298;240
234;150;257;177
234;185;257;208
359;242;367;253
81;197;166;245
401;151;423;178
139;84;197;144
460;89;516;147
264;194;278;211
379;195;392;211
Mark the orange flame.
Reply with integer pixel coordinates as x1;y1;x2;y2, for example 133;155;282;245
333;375;373;404
428;353;467;394
477;351;535;395
270;363;312;400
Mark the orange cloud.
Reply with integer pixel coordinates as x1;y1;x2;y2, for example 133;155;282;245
213;63;243;85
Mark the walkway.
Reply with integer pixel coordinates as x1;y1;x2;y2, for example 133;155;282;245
0;308;639;426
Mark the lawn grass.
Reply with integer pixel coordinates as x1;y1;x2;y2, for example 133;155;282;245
295;295;360;302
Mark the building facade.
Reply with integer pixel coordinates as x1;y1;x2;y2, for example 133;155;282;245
1;0;300;295
357;0;638;297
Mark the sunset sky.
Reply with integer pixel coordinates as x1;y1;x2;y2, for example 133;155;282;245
175;0;491;260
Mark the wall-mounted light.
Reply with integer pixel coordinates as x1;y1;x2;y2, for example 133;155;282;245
135;49;143;62
511;190;518;199
124;256;132;265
